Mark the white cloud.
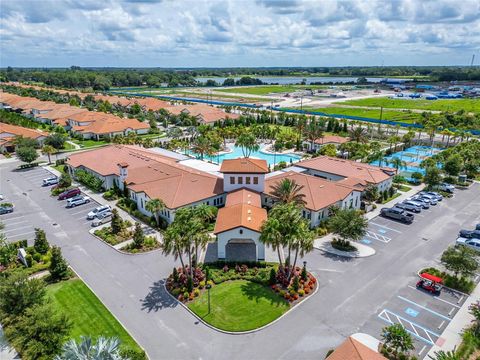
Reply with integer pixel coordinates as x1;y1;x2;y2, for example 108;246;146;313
0;0;478;67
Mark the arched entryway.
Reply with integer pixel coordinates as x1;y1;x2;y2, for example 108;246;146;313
225;239;257;262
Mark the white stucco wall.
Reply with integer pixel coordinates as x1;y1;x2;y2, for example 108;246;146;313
217;227;265;260
223;173;265;193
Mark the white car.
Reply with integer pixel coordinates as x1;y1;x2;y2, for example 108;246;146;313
42;177;59;186
439;183;455;193
66;195;90;208
456;237;480;252
87;205;112;220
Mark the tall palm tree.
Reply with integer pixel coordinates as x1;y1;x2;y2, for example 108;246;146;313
163;222;187;273
304;121;324;150
41;144;56;164
235;132;259;158
145;198;165;226
389;157;406;172
55;336;121;360
191;136;214;160
348;126;368;143
270;178;306;206
289;221;314;281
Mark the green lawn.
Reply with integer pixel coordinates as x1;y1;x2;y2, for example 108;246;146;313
187;280;289;332
53;164;67;175
337;98;480;113
217;85;326;96
71;139;109;148
301;106;422;123
47;279;142;353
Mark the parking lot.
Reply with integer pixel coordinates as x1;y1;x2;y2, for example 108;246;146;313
1;166;103;245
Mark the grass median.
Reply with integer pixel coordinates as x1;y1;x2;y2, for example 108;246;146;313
46;278;143;354
187;280;289;332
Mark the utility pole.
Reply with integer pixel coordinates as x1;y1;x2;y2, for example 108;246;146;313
270;100;273;124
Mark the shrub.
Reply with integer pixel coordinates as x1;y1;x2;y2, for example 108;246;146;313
199;281;205;289
33;228;49;255
25;254;33;267
193;289;200;297
292;276;300;292
119;349;147;360
331;238;357;252
74;169;104;192
269;268;276;285
186;276;193;293
183;291;189;300
172;267;179;282
49;246;69;281
298;289;305;297
32;252;42;263
301;266;308;282
132;222;145;248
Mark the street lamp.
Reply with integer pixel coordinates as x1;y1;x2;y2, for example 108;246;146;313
206;283;212;315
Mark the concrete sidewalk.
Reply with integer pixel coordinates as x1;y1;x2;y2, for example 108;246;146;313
426;282;480;358
365;183;425;220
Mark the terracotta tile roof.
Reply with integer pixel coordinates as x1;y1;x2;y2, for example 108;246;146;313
165;104;240;123
220;158;269;174
313;135;349;145
214;189;267;234
0;122;48;140
297;156;395;184
67;145;224;209
338;176;368;190
35;105;87;121
72;117;149;135
327;337;386;360
265;171;357;211
134;97;171;111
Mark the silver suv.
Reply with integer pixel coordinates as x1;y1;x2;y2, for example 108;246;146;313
87;205;112;220
91;212;113;227
66;195;90;208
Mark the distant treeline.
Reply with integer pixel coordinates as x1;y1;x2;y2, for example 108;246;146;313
1;66;479;90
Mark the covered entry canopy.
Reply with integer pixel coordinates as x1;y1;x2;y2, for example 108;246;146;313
225;239;257;262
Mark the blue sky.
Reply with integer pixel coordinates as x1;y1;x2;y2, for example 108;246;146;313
1;0;479;68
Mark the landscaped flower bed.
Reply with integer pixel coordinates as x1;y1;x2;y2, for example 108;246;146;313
121;235;160;253
93;221;132;246
165;262;317;331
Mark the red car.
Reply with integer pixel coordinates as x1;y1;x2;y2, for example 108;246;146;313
416;273;443;294
58;188;81;200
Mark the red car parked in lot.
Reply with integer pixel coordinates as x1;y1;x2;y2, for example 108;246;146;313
58;188;81;200
416;273;443;294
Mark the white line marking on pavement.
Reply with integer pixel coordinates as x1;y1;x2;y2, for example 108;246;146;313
365;230;392;243
434;296;461;309
418;345;427;356
1;215;25;221
448;307;455;316
457;295;464;304
369;222;402;233
4;219;28;226
4;225;31;233
397;296;451;321
70;209;90;215
438;320;445;329
8;230;35;238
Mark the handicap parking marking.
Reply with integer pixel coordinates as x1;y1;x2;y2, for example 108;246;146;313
397;296;451;321
378;229;387;234
378;309;440;345
405;307;419;317
369;222;402;233
361;239;372;244
365;230;392;243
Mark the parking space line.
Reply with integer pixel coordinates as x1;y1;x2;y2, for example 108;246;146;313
433;296;461;309
397;296;451;321
369;222;402;233
0;215;25;221
378;309;440;345
4;225;31;233
4;219;28;226
438;320;445;329
7;230;35;238
418;345;427;356
365;230;392;243
69;208;91;215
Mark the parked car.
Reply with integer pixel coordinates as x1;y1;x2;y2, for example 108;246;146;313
87;205;112;220
91;212;113;227
0;194;3;200
417;193;439;204
420;191;443;201
458;229;480;239
0;203;14;215
42;177;59;186
412;194;437;206
380;207;414;224
456;237;480;252
438;183;455;193
66;195;90;208
58;188;81;200
405;198;430;209
395;202;422;213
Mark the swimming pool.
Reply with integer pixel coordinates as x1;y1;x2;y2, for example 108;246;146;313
188;145;301;166
370;146;443;179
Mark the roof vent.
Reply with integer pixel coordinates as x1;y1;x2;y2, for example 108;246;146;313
247;209;252;214
247;216;252;221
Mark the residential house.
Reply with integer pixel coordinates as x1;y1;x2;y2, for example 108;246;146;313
0;122;48;152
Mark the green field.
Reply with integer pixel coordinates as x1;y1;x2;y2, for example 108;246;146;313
338;98;480;113
47;279;143;353
217;85;328;96
71;139;109;148
301;106;422;123
187;280;289;332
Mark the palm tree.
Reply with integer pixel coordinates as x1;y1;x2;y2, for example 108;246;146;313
270;178;306;206
41;144;56;164
235;132;259;158
289;221;314;281
388;135;401;152
191;136;214;160
145;198;165;226
348;126;368;143
428;350;459;360
304;121;324;150
163;222;187;273
55;336;121;360
389;157;406;172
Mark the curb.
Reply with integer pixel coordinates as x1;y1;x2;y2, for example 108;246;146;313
89;230;162;256
315;239;376;258
162;274;319;335
66;268;150;360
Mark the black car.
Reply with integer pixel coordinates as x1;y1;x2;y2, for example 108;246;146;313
459;230;480;239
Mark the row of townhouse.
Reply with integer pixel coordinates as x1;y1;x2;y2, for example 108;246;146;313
0;122;48;152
